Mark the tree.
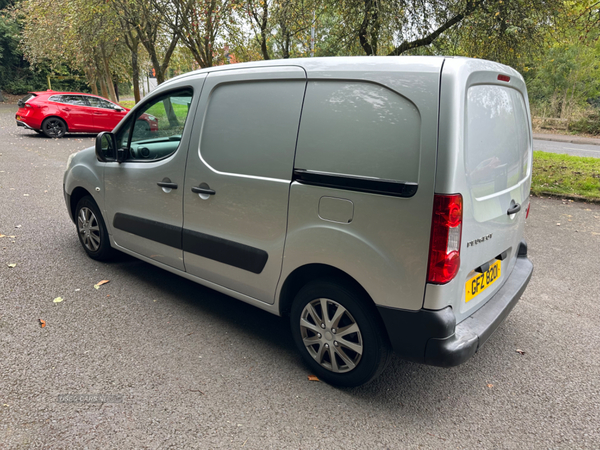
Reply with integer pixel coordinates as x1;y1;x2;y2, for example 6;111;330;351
153;0;234;69
111;0;179;85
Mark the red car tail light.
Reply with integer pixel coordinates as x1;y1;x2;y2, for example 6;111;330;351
498;74;510;82
427;194;463;284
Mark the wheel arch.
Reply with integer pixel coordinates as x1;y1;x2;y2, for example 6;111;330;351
69;187;94;223
278;263;381;320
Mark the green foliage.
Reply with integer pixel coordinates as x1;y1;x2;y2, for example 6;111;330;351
569;113;600;136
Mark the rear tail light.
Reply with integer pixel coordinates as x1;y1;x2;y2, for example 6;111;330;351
427;194;463;284
498;74;510;82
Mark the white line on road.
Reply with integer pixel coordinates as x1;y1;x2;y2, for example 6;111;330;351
561;147;600;154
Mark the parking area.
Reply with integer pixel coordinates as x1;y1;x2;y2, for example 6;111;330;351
1;103;599;449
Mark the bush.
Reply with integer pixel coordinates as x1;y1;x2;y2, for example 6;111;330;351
569;112;600;136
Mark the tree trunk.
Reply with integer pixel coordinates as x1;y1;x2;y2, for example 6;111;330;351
101;45;118;103
260;3;270;60
98;63;110;99
131;46;141;103
84;66;98;95
124;27;141;103
359;0;378;56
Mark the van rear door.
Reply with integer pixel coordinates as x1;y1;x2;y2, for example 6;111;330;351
428;59;532;323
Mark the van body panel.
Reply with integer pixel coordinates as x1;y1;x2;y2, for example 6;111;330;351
182;67;306;304
102;77;206;271
426;58;532;323
280;60;443;311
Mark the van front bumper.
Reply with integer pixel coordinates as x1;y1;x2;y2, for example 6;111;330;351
377;240;533;367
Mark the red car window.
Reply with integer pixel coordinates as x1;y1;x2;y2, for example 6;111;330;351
88;97;116;109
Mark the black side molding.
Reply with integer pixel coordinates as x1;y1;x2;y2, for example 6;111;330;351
293;169;418;198
113;213;182;249
183;229;268;274
113;213;269;274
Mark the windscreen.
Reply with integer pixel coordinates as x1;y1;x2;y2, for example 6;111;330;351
465;85;531;199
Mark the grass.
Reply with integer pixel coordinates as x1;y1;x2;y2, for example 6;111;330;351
119;100;135;109
532;151;600;201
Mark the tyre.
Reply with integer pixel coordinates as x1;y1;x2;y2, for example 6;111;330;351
41;117;67;138
75;196;114;261
290;279;391;387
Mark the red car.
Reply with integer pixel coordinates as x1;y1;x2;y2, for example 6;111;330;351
15;90;158;138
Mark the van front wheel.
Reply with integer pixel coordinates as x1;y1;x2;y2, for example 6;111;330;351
75;196;114;261
290;279;390;387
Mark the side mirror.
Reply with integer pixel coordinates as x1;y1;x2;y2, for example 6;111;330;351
95;131;117;162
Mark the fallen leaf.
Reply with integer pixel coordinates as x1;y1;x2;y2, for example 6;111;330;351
23;194;29;197
556;223;560;226
15;225;21;228
39;319;46;328
308;375;320;382
515;349;525;355
487;383;494;388
94;280;110;289
53;297;63;303
7;263;16;268
0;234;5;238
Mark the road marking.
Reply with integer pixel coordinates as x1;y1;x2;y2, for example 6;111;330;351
561;147;600;154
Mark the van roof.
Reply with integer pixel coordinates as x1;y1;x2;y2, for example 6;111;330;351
161;56;522;88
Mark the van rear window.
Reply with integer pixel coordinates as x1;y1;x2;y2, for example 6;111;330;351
295;81;420;183
465;85;531;198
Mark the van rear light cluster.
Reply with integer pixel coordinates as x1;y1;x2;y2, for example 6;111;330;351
427;194;463;284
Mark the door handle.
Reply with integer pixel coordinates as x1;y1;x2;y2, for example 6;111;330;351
191;185;216;195
62;108;71;111
157;181;178;189
507;201;521;215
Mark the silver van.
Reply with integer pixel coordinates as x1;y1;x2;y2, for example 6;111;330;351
64;56;533;387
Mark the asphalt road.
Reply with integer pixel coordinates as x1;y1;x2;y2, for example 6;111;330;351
533;139;600;158
1;102;599;449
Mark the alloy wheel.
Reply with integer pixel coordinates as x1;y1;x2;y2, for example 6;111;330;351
77;207;101;252
299;298;363;373
44;119;65;138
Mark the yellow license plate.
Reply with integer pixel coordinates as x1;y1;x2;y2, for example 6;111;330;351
465;260;501;302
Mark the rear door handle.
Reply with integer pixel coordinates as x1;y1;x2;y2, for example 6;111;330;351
507;202;521;215
157;181;178;189
191;186;216;195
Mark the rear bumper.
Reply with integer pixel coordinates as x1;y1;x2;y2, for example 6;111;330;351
16;120;35;130
377;240;533;367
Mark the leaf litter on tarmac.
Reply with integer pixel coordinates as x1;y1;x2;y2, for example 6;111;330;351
94;280;110;289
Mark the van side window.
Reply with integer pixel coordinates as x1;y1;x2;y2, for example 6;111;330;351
200;80;306;180
115;89;193;161
295;81;420;183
